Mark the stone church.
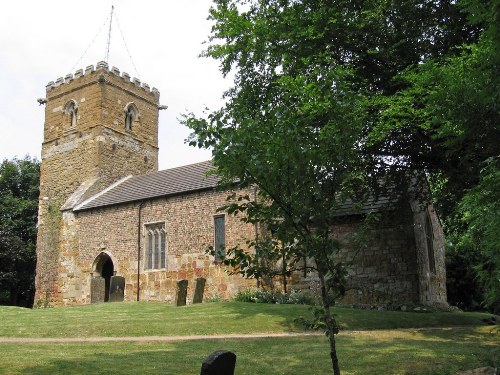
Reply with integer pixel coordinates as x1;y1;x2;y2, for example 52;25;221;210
34;62;448;308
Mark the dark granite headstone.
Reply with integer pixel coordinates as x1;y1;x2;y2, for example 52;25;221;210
91;276;105;304
176;279;188;306
200;350;236;375
193;277;206;304
109;276;125;302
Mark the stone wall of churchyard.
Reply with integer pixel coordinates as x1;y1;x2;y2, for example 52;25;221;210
35;62;160;306
58;187;256;305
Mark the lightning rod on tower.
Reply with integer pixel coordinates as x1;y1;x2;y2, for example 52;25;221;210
105;5;114;63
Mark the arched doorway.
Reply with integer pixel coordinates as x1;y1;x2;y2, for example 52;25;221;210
92;252;115;302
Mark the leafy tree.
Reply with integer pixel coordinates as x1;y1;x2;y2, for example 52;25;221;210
369;0;499;310
458;158;500;312
185;0;481;373
0;157;39;307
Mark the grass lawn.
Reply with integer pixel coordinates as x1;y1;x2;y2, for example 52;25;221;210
0;302;498;374
0;301;494;338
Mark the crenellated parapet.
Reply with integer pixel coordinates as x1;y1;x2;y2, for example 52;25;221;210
45;61;160;98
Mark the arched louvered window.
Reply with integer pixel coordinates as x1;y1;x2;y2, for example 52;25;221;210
124;103;139;131
63;100;78;128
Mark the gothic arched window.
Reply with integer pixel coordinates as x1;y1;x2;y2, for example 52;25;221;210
124;103;139;131
425;210;436;274
63;100;78;128
145;222;167;270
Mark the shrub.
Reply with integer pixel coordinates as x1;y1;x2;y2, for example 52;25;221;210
235;289;312;305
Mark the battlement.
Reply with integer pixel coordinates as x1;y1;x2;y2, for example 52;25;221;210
45;61;160;98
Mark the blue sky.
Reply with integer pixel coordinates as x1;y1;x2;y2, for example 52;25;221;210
0;0;229;169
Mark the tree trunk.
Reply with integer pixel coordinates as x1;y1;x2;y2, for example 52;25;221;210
317;267;341;375
282;249;287;294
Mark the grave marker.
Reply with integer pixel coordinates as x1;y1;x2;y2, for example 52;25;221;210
200;350;236;375
90;276;105;303
193;277;206;304
109;276;125;302
176;279;188;306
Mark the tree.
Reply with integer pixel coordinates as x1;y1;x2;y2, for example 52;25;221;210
184;0;479;373
368;0;499;310
458;158;500;312
0;157;39;307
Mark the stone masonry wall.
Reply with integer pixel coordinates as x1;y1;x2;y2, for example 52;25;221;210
291;211;421;306
58;188;256;306
411;202;447;306
35;62;160;305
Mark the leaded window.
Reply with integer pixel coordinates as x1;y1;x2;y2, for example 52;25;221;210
214;215;225;261
425;211;436;274
145;222;167;270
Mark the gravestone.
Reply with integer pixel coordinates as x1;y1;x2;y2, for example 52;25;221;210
90;276;105;303
109;276;125;302
200;350;236;375
176;279;188;306
193;277;206;304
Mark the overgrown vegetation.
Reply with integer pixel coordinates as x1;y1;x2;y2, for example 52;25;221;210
234;289;313;305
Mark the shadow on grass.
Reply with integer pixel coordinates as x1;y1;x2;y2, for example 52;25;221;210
211;301;311;332
6;328;498;375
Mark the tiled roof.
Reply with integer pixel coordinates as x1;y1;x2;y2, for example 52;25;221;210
74;160;397;215
74;161;219;211
334;194;394;217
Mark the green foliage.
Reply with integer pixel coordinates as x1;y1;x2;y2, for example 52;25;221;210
0;156;39;307
365;0;499;311
458;158;500;311
235;289;313;304
185;0;490;373
445;245;484;311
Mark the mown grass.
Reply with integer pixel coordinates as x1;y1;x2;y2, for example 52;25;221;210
0;327;498;374
0;301;494;338
0;302;498;374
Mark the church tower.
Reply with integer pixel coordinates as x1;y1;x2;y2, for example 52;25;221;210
34;62;161;305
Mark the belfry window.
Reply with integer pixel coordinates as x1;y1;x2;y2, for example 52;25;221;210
145;222;167;270
124;103;139;131
63;100;78;128
425;211;436;274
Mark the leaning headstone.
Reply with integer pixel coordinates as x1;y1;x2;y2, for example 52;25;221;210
200;350;236;375
176;279;188;306
193;277;206;304
91;276;105;304
109;276;125;302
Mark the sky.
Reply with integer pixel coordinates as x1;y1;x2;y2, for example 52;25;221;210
0;0;231;169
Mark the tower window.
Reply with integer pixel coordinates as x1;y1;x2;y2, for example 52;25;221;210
63;100;78;128
124;103;139;131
